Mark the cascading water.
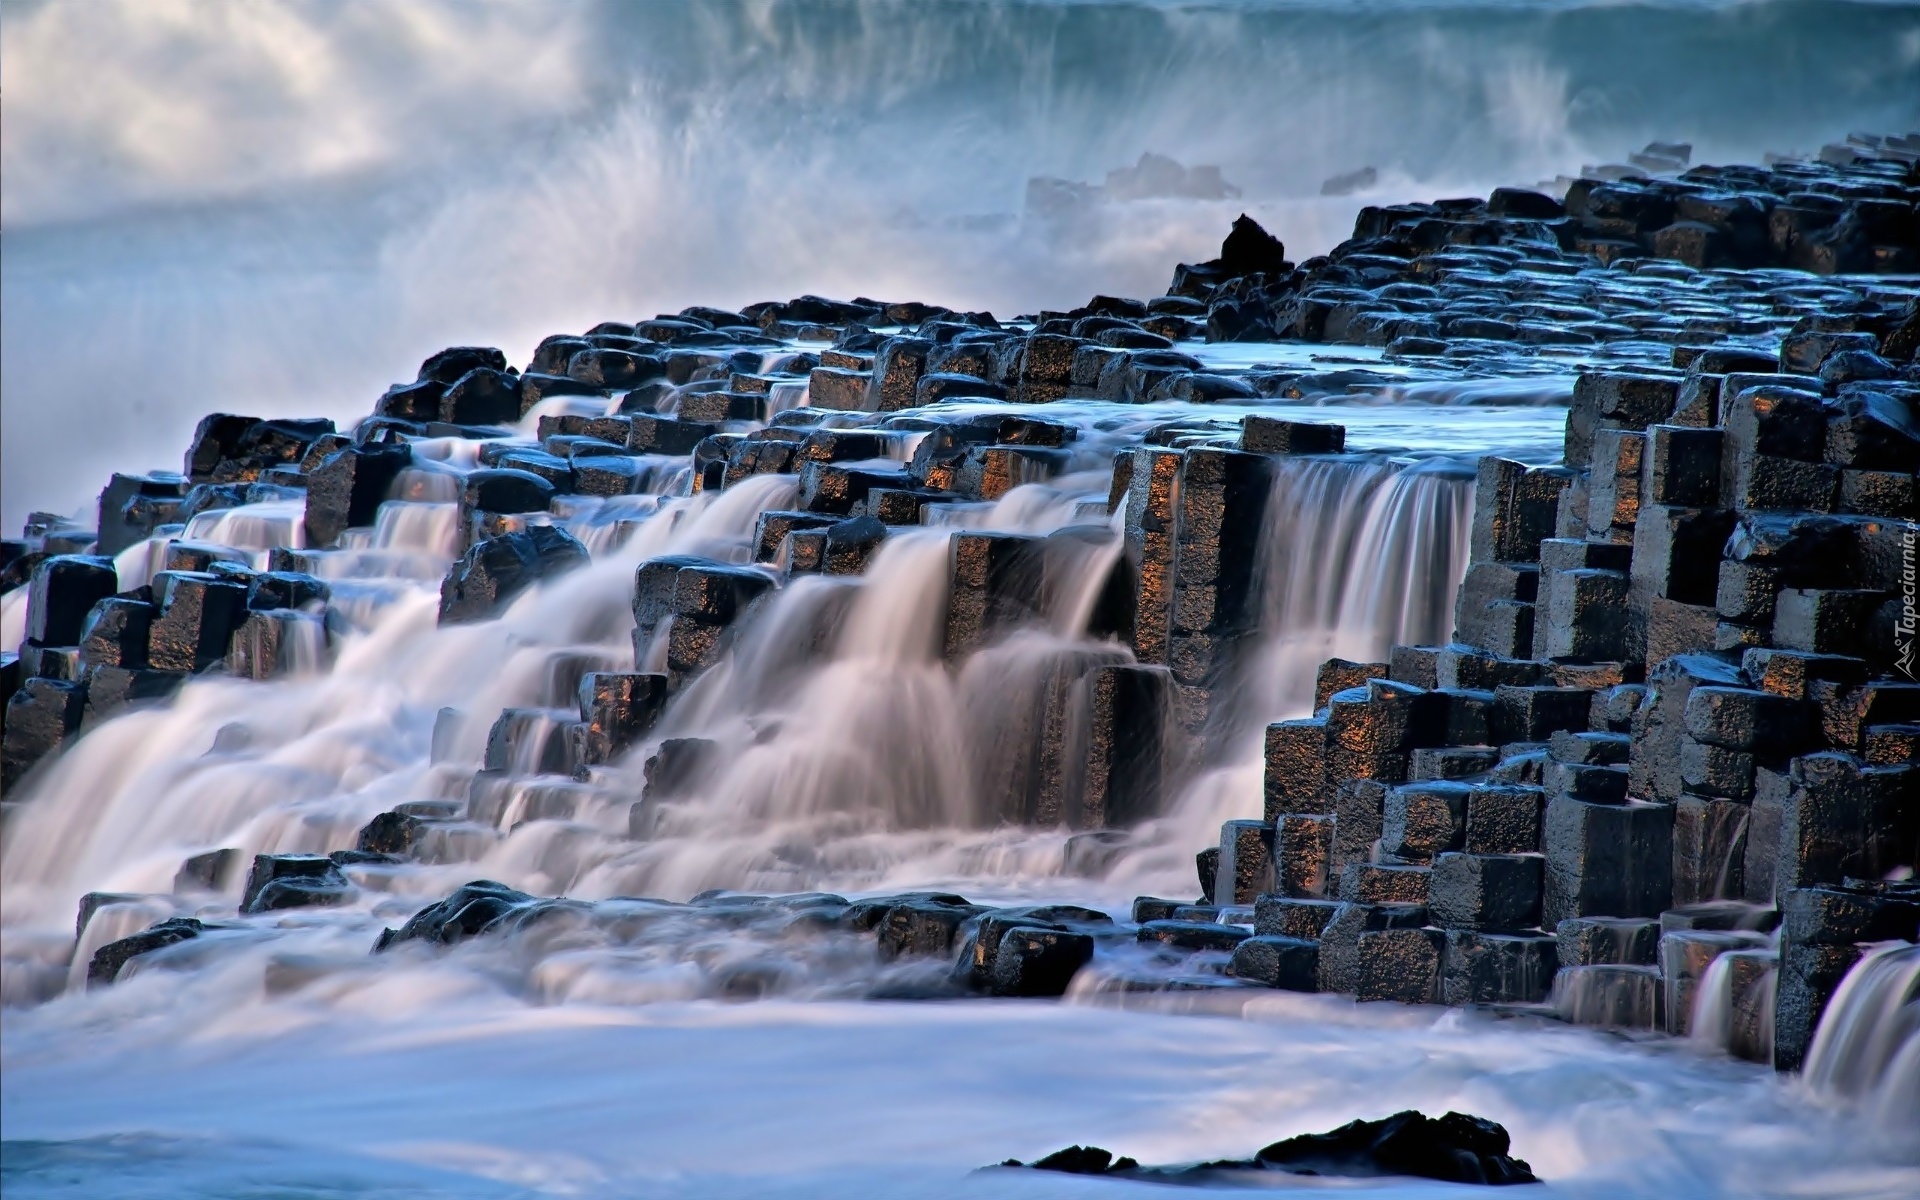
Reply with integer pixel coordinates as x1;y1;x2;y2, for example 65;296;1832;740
1242;453;1474;720
0;474;792;940
1112;452;1476;888
6;392;1917;1200
0;405;1503;978
1803;942;1920;1136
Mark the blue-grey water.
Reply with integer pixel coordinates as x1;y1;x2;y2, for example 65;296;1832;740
5;0;1919;532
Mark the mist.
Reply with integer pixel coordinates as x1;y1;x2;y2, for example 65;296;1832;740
5;0;1918;533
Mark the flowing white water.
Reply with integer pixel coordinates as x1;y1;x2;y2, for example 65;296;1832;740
1804;942;1920;1136
0;473;795;940
1248;455;1475;715
1692;951;1741;1052
0;399;1513;945
6;968;1918;1198
1107;453;1476;889
182;501;307;568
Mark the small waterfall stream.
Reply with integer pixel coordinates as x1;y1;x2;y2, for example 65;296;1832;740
1111;453;1475;887
1249;454;1475;718
0;473;790;939
1803;943;1920;1134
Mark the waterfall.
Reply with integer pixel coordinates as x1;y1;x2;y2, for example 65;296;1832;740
1691;953;1739;1050
1803;942;1920;1136
1249;454;1476;719
1552;966;1663;1030
1103;453;1475;894
0;585;27;656
183;500;307;568
369;501;461;558
1;425;1487;964
0;474;795;944
572;476;1134;900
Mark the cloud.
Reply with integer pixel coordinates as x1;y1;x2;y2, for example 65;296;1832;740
0;0;589;226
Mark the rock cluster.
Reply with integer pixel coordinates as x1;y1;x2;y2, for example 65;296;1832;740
8;137;1917;1079
1180;330;1917;1067
1001;1109;1537;1186
1190;139;1920;351
372;882;1111;1000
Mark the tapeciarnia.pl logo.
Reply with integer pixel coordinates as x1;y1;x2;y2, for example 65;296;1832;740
1898;524;1917;681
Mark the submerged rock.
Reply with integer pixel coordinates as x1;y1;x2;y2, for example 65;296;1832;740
240;853;352;914
87;917;206;988
373;880;536;952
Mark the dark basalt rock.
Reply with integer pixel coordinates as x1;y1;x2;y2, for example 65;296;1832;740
877;899;989;960
28;555;119;647
438;368;523;425
376;379;444;421
170;481;245;522
1251;1110;1537;1185
174;847;239;893
96;471;189;556
181;413;261;481
247;570;328;612
1137;919;1250;952
87;917;206;988
570;348;668;389
374;880;536;951
838;891;972;933
1219;213;1288;277
75;891;143;940
575;671;669;765
1487;188;1565;220
145;571;249;672
77;597;154;670
82;665;186;728
989;927;1096;997
823;515;887;575
1005;1146;1137;1175
438;525;590;625
356;810;435;857
181;415;336;485
418;345;507;386
304;443;412;548
2;676;88;790
462;468;556;518
240;853;352;914
1000;1110;1536;1186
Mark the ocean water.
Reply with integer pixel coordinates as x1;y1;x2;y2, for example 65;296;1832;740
4;2;1920;1196
5;0;1919;529
6;987;1916;1199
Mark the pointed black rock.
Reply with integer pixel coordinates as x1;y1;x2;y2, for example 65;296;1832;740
1218;213;1288;277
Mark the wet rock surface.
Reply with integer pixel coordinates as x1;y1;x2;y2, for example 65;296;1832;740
86;917;209;988
999;1109;1537;1186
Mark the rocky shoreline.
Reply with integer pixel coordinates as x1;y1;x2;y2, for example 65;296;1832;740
3;134;1917;1085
